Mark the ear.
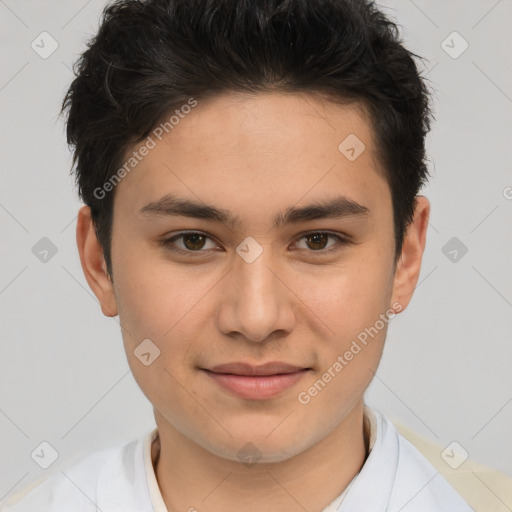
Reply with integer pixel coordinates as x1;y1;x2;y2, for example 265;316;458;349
390;196;430;313
76;205;118;317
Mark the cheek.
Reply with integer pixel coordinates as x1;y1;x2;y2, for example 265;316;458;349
112;234;213;334
294;251;394;394
112;253;228;400
111;259;209;413
296;254;394;338
294;265;392;418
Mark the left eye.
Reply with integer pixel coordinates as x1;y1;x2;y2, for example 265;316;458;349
294;232;344;251
160;231;350;255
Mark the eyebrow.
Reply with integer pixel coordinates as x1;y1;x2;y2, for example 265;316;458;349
138;194;370;229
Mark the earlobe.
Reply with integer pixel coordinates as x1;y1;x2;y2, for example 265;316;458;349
390;196;430;313
76;205;118;317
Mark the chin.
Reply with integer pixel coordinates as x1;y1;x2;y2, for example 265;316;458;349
200;426;310;465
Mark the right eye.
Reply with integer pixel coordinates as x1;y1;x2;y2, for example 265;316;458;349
159;231;221;255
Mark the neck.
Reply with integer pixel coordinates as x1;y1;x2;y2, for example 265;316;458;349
152;402;369;512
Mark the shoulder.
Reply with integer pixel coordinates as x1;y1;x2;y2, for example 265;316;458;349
391;429;475;511
0;433;152;512
372;410;475;512
393;417;512;512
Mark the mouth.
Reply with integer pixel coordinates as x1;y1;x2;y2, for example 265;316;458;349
201;362;312;400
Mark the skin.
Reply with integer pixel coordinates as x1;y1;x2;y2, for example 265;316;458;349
76;91;429;512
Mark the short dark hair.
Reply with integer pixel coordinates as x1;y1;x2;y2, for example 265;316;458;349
62;0;432;277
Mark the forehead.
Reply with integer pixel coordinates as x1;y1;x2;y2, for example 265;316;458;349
113;91;390;227
166;91;375;159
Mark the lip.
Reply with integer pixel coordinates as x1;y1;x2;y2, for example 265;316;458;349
202;362;311;400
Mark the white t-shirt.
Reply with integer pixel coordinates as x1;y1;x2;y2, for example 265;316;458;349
0;408;474;512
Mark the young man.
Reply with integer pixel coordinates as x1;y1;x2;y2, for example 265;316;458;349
1;0;475;511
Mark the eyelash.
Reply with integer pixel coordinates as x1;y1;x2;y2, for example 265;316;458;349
159;230;353;257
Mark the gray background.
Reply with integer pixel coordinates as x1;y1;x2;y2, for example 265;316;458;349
1;0;511;503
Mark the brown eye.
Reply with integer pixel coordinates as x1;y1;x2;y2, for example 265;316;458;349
293;231;352;254
160;231;219;254
182;233;207;250
304;233;329;250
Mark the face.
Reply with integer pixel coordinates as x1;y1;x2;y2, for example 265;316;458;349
84;92;419;463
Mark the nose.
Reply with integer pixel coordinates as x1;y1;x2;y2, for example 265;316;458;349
216;243;296;343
